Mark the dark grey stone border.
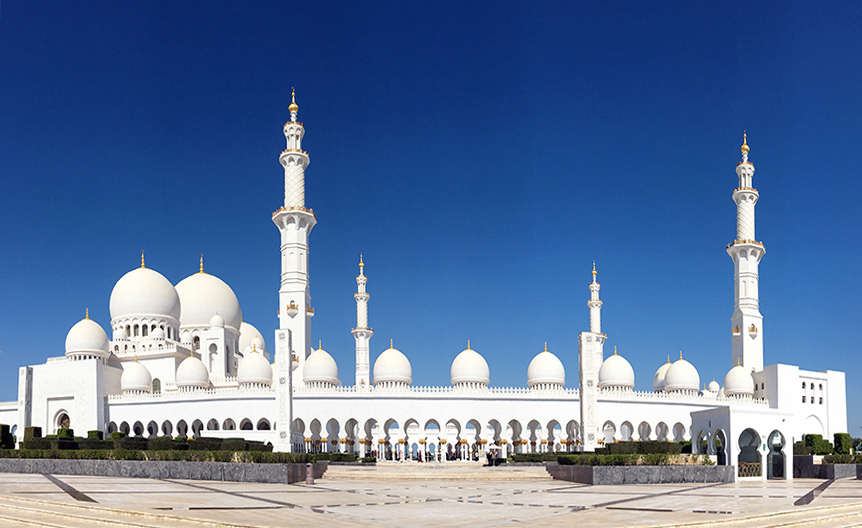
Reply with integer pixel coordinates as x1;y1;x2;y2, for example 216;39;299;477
0;459;327;484
794;456;859;479
546;464;735;485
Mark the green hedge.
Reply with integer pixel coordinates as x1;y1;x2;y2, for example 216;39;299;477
793;441;813;456
803;434;834;455
558;453;684;466
833;433;853;455
0;449;311;463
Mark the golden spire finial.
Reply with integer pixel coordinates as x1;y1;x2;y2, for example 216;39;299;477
85;308;89;320
736;357;741;367
667;355;670;364
134;350;138;362
467;340;471;350
544;342;548;353
614;346;617;356
289;88;299;114
592;261;597;277
359;254;364;269
741;129;750;154
252;342;257;354
318;340;322;350
141;250;145;268
199;253;204;274
679;350;683;360
390;338;393;348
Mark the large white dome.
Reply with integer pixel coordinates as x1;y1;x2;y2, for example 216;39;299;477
527;344;565;387
65;316;110;357
237;349;273;386
664;356;700;393
598;349;635;390
239;322;266;354
723;363;755;397
373;344;412;385
109;267;181;322
175;271;242;332
121;361;152;392
450;344;490;386
303;345;338;385
653;358;672;392
176;355;210;389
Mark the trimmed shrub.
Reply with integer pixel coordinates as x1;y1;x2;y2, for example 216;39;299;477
57;428;74;439
247;441;272;452
170;438;189;451
679;441;692;454
314;452;331;461
190;437;222;451
221;438;247;452
511;453;544;463
110;431;126;441
793;441;812;456
22;438;52;450
605;442;638;455
329;453;358;462
803;434;834;455
24;427;42;441
87;430;104;440
834;433;853;455
361;456;376;463
116;437;148;451
147;436;172;451
823;454;854;464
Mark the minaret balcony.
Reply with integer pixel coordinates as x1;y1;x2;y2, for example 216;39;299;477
727;239;764;249
306;306;314;317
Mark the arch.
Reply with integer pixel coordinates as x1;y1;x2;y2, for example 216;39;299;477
133;421;144;437
695;430;708;454
294;418;307;439
712;428;727;465
161;420;172;436
142;325;148;337
637;421;651;441
767;430;786;479
55;411;70;432
107;422;117;434
176;420;188;438
222;418;236;431
655;422;669;441
240;418;253;431
802;415;824;437
672;422;686;442
193;336;200;350
620;421;633;442
120;421;130;435
146;420;158;438
206;419;219;431
257;418;271;431
152;378;161;393
602;421;616;444
192;419;203;438
738;427;761;477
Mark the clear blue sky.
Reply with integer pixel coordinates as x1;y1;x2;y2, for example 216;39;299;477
1;2;860;436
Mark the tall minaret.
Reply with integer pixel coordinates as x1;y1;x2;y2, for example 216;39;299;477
352;255;373;388
578;263;606;452
727;132;765;372
273;89;316;388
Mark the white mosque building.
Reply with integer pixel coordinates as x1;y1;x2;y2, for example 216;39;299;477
0;94;847;480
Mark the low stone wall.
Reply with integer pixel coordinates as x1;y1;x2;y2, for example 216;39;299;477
794;456;858;479
547;464;735;485
0;458;327;484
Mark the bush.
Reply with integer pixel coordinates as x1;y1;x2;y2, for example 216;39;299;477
22;438;52;450
605;442;638;455
57;428;74;439
511;453;545;463
803;434;834;455
147;436;172;451
679;441;692;454
24;427;42;441
221;438;247;452
314;452;331;461
110;431;126;441
190;437;222;451
793;441;812;455
823;454;855;464
834;433;853;455
329;453;358;462
116;437;148;451
361;456;376;463
87;430;104;440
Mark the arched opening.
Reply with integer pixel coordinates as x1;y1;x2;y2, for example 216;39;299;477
207;419;219;431
257;419;271;431
120;422;130;435
738;428;761;477
620;421;633;442
107;422;118;434
695;430;708;454
713;429;727;465
672;422;686;442
767;430;785;479
192;420;203;438
147;421;158;438
134;325;139;337
142;325;148;337
152;378;161;393
637;421;651;441
126;325;131;337
177;420;188;438
240;419;253;430
56;412;70;431
655;422;669;441
602;421;616;444
193;336;200;351
223;418;236;430
161;421;173;436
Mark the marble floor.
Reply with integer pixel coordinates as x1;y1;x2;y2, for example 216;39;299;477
0;472;860;527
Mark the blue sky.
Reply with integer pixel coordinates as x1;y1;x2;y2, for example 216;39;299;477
1;2;860;435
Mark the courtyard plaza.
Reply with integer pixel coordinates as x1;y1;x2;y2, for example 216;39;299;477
0;463;860;527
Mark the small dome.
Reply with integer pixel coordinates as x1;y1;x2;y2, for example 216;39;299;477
176;355;210;389
237;349;273;386
653;359;672;392
110;267;181;322
450;344;490;386
373;345;412;385
527;344;565;387
175;272;242;332
65;317;110;357
723;364;755;397
151;327;166;339
303;345;338;385
209;313;225;328
239;322;266;355
708;379;721;392
664;357;700;393
121;361;152;392
598;350;635;390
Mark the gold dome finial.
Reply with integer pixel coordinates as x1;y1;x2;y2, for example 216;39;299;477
592;261;597;276
736;357;741;367
141;250;145;268
666;355;670;364
199;253;204;274
289;88;299;114
614;346;617;356
390;338;393;348
318;340;322;350
544;342;548;353
467;340;471;350
359;254;364;269
85;308;89;320
741;130;749;154
679;350;683;360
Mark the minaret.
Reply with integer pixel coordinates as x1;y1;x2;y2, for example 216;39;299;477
273;89;316;387
727;132;765;372
578;263;606;452
352;255;373;388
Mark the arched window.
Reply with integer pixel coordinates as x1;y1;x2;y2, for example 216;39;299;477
167;327;172;339
125;325;131;337
193;336;200;350
802;396;806;403
134;325;140;337
819;384;823;391
142;325;148;337
801;381;806;389
152;379;161;393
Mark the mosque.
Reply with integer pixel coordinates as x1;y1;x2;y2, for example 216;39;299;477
0;93;847;481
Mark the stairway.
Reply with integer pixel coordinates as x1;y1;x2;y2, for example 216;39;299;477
320;461;553;481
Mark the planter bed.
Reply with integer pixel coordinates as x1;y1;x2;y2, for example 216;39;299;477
547;464;735;485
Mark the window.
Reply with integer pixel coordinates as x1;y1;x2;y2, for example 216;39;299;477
142;325;148;337
193;336;200;350
802;382;806;389
819;384;823;391
802;396;806;403
819;397;823;405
